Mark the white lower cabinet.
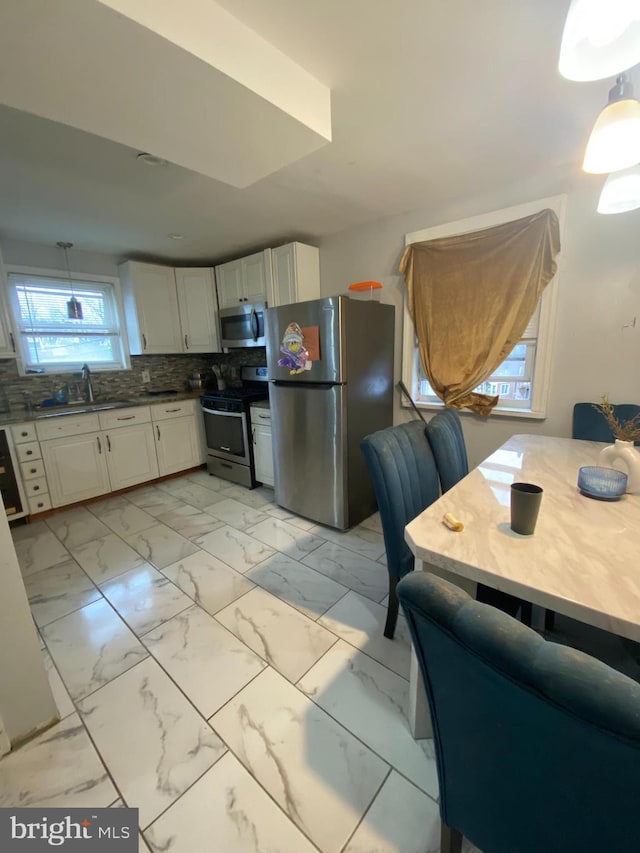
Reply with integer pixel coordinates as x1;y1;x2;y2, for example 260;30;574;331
32;400;205;512
105;423;159;490
251;406;274;487
154;416;200;476
42;432;111;508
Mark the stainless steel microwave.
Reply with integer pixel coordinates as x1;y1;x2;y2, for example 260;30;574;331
219;303;266;348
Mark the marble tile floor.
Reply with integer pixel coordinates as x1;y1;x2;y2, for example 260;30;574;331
4;471;481;853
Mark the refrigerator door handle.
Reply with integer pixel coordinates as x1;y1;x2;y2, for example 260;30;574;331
272;380;343;389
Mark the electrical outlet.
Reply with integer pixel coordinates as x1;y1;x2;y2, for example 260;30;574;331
141;369;151;384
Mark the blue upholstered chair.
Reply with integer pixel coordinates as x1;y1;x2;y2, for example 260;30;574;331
360;421;440;638
425;407;532;625
572;402;640;445
424;408;468;493
398;572;640;853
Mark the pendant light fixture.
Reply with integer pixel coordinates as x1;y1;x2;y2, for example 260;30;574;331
559;0;640;81
57;241;83;320
582;73;640;173
597;162;640;212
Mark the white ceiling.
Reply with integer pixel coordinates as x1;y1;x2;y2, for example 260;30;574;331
0;0;618;264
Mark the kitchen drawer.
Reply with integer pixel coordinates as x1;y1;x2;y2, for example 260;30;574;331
250;406;272;424
11;423;37;444
25;477;48;497
29;493;52;514
16;441;42;462
99;406;150;430
37;413;100;441
152;400;198;422
21;458;46;480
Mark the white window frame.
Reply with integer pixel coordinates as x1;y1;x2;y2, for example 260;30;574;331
4;265;131;376
401;194;567;419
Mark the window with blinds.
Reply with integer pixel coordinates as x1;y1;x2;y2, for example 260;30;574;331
415;305;541;409
6;273;127;372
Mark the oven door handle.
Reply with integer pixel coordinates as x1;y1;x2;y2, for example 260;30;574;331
201;407;244;419
250;308;258;342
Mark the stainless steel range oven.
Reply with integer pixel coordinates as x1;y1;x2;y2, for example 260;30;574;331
200;366;268;488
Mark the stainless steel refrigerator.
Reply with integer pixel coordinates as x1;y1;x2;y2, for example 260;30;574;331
266;295;394;530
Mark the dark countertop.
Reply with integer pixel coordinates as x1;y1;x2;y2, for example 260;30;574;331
0;391;204;426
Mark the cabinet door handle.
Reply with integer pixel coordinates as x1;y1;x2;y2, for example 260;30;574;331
258;414;270;420
9;331;16;352
25;449;33;456
156;425;161;440
117;416;135;421
33;484;40;491
252;429;256;444
142;332;147;350
184;333;189;349
165;408;181;413
29;467;37;474
107;434;111;452
21;431;28;437
97;436;102;454
36;501;44;509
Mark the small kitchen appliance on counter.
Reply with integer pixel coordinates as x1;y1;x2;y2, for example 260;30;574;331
266;295;394;530
200;366;269;488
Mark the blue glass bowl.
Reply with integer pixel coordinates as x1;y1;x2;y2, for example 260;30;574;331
577;466;628;500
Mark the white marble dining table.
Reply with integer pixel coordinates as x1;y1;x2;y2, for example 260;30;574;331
403;433;640;738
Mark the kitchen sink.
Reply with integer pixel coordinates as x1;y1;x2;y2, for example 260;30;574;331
33;399;140;418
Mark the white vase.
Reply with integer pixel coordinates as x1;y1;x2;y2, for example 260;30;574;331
598;439;640;494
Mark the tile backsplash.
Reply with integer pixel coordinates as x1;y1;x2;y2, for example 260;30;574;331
0;348;267;414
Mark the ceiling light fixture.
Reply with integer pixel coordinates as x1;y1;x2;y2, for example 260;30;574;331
168;233;184;240
582;73;640;173
57;241;83;320
137;152;166;166
559;0;640;81
597;162;640;212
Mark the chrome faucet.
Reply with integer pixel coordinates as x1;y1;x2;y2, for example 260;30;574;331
81;363;94;403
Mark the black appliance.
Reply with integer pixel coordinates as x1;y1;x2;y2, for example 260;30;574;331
200;366;268;488
0;428;24;518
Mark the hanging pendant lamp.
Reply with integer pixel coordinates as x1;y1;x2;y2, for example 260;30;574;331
582;73;640;173
57;241;83;320
559;0;640;81
597;163;640;213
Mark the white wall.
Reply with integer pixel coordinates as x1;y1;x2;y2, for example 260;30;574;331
0;510;58;746
1;237;120;277
319;180;640;468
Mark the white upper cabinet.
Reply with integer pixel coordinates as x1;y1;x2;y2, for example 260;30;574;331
270;243;320;308
243;250;272;303
0;249;17;358
215;250;272;309
120;261;220;355
215;259;244;309
120;262;183;354
175;267;220;353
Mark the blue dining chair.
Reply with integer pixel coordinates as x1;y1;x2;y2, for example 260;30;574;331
398;571;640;853
424;408;468;493
361;421;440;638
425;407;532;625
572;402;640;444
